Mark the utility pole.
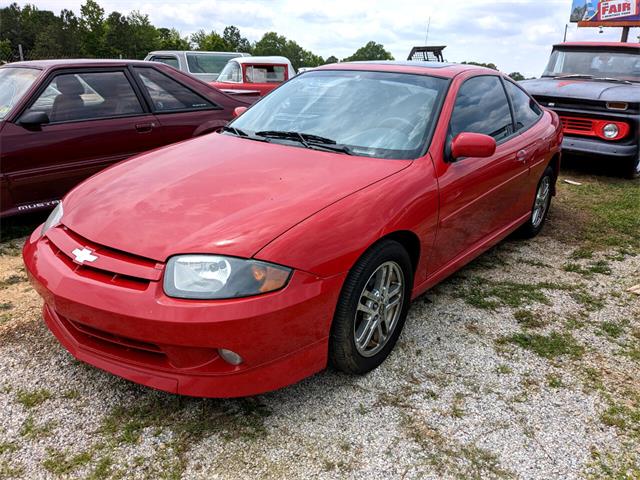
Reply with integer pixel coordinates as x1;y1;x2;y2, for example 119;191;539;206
620;26;629;42
18;44;24;61
424;17;431;46
563;24;568;42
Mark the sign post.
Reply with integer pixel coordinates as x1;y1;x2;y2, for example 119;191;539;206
570;0;640;41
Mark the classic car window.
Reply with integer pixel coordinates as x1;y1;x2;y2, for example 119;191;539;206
134;67;215;111
0;67;40;120
504;80;541;131
151;56;180;69
231;70;448;160
217;61;241;83
186;53;239;75
26;71;143;123
543;49;639;81
450;76;513;141
245;65;286;83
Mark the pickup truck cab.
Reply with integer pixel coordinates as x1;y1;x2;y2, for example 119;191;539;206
145;51;250;82
210;56;296;100
521;42;639;178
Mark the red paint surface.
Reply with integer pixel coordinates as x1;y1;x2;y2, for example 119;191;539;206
23;63;563;397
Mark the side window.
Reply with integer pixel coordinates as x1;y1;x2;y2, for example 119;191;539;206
134;67;215;112
449;76;514;142
151;56;180;70
504;80;542;131
26;71;143;123
217;62;241;83
245;65;286;83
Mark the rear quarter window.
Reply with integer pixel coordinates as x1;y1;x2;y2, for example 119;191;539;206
504;80;542;131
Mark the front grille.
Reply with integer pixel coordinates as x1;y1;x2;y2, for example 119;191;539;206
561;116;594;133
45;226;163;289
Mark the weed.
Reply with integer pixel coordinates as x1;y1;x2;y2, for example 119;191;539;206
42;448;93;475
513;310;546;329
496;365;513;375
19;415;55;439
598;321;624;339
16;388;52;408
0;460;24;478
498;332;584;359
456;278;572;310
0;441;17;455
0;302;12;311
547;374;563;388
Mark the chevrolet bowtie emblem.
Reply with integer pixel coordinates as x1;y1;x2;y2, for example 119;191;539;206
72;248;98;263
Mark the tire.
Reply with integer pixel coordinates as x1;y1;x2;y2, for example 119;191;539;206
329;240;413;374
623;155;640;180
518;165;554;239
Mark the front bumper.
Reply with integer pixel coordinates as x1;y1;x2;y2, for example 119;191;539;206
562;136;638;159
23;228;345;397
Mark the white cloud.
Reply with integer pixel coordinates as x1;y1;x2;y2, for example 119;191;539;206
4;0;638;77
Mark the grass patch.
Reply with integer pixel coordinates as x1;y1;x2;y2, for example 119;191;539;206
455;277;572;310
496;365;513;375
42;448;93;475
598;321;624;339
571;290;606;311
498;332;584;359
563;260;611;277
600;401;640;438
0;302;12;311
547;374;563;388
0;274;27;289
0;441;18;455
16;388;52;408
557;176;640;252
19;415;56;439
513;310;546;329
0;460;24;478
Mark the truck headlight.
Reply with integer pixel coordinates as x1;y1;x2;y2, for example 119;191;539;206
40;203;63;237
163;255;291;299
602;123;619;139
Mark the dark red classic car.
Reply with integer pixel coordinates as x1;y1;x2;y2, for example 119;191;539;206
0;59;250;217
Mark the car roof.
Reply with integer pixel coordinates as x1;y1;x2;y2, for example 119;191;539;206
232;56;293;66
1;58;156;70
147;50;249;56
554;41;640;49
313;61;495;79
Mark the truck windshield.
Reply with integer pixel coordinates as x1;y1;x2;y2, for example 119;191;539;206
0;67;40;120
543;49;640;82
229;70;448;160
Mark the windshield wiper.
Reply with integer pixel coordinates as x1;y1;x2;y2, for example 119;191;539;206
222;126;270;142
592;77;632;85
553;74;593;79
255;130;353;155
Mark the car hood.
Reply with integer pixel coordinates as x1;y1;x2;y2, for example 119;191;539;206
62;134;410;262
520;78;639;102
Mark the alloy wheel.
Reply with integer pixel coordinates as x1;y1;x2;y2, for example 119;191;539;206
531;176;551;228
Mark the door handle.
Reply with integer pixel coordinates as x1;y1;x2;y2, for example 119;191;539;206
135;122;155;133
516;149;528;162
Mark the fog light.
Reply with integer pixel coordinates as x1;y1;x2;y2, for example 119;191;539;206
218;348;243;365
602;123;619;139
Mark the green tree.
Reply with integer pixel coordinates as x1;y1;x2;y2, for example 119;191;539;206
324;55;339;64
103;11;130;58
157;28;190;50
191;29;228;51
461;61;498;70
79;0;106;57
343;41;394;62
222;25;251;53
127;11;158;58
253;32;323;70
0;39;12;63
508;72;525;81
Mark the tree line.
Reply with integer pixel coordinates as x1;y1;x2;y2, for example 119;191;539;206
0;1;394;70
0;1;526;78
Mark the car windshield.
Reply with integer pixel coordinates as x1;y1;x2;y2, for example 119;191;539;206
186;53;241;75
229;70;449;159
0;67;40;120
543;49;640;82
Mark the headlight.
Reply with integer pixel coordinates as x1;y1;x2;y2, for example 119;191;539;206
163;255;291;299
41;203;63;237
602;123;619;139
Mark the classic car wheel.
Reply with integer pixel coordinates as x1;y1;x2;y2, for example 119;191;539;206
329;240;413;374
518;166;554;238
624;155;640;180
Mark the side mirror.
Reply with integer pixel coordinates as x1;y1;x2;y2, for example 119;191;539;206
233;106;248;118
450;132;496;160
19;111;50;127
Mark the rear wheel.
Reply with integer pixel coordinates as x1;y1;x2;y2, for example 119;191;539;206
329;240;413;374
518;166;554;238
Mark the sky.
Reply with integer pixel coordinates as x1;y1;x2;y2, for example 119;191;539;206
5;0;639;77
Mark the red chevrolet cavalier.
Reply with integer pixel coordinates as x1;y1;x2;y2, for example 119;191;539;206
23;62;562;397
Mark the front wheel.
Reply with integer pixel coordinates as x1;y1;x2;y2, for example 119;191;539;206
518;165;554;239
623;155;640;180
329;240;413;374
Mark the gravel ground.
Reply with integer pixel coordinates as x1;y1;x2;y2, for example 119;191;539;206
0;171;638;479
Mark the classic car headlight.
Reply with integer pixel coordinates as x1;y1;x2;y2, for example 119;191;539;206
40;203;63;237
163;255;291;299
602;123;619;139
